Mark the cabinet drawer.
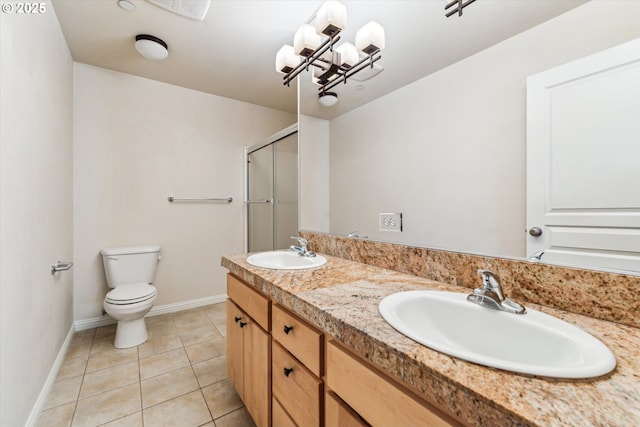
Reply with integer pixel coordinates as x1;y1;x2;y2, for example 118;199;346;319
227;274;270;331
273;397;297;427
326;391;369;427
327;341;460;427
272;342;322;427
272;304;323;377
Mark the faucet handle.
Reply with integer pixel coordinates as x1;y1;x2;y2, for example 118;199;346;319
290;236;308;246
477;270;504;301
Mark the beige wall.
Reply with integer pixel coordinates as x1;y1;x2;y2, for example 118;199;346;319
0;2;74;425
73;63;295;321
328;0;640;258
299;114;330;233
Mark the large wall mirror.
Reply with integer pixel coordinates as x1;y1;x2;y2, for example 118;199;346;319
298;0;640;275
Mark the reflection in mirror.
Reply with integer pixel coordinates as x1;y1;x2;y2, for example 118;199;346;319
298;0;640;275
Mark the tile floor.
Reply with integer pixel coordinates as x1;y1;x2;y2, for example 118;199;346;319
36;302;256;427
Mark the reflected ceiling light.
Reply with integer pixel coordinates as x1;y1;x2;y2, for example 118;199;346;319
134;34;168;60
445;0;477;17
117;0;136;11
318;91;338;107
276;0;385;98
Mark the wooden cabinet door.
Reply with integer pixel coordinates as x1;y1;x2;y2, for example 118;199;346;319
326;391;369;427
226;300;245;399
273;397;297;427
244;318;271;427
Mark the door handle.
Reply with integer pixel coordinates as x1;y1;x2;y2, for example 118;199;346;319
245;199;273;204
529;227;543;237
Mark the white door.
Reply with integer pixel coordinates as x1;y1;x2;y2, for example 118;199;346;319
527;37;640;273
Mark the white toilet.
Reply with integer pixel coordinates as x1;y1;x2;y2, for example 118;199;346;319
101;245;160;348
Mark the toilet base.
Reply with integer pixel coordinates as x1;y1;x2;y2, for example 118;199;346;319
114;317;149;348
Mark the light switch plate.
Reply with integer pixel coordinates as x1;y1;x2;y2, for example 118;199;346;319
379;213;403;232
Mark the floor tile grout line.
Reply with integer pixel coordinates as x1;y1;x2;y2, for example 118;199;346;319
38;304;242;427
198;385;216;425
68;328;94;426
137;342;144;427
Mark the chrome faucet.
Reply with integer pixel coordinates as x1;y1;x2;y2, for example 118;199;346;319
467;270;526;314
290;236;316;257
530;250;544;261
346;231;369;239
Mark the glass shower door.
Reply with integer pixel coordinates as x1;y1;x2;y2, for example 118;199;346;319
247;144;274;252
247;129;298;253
274;133;298;249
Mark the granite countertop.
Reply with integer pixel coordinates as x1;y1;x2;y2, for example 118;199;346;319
221;252;640;427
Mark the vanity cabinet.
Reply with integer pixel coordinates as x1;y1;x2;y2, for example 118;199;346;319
226;272;461;427
226;275;271;427
326;340;461;427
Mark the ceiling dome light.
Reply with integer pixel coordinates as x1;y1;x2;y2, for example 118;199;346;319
134;34;168;60
319;91;338;107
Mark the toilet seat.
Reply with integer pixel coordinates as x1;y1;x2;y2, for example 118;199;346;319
105;283;157;305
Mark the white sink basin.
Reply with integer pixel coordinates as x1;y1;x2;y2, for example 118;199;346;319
246;251;327;270
379;290;616;378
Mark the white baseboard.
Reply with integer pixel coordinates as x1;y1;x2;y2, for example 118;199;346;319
25;324;75;427
74;315;116;331
148;294;228;317
74;293;228;331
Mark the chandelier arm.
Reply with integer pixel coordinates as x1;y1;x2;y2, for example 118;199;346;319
319;54;382;93
444;0;460;11
282;36;341;86
445;0;476;17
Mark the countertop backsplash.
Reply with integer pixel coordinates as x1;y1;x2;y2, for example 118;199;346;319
300;231;640;328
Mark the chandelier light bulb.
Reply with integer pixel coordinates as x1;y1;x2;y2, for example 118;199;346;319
355;21;385;55
315;0;347;38
275;45;301;74
294;24;322;57
335;42;359;68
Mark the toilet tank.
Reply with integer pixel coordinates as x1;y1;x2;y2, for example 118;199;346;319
101;245;161;288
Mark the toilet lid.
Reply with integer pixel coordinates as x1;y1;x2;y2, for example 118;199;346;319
106;283;156;305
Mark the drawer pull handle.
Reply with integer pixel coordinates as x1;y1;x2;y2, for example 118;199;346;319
239;321;247;328
283;325;294;334
283;367;294;377
234;316;242;323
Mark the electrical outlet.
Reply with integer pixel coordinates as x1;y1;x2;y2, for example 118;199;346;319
379;213;403;232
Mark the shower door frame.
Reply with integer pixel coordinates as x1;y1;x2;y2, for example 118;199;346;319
244;123;298;253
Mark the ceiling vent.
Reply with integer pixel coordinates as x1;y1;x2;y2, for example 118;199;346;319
350;63;384;82
146;0;211;21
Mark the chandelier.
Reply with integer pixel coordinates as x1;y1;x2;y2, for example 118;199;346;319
275;0;385;106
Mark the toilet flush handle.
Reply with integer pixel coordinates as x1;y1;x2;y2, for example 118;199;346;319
107;256;119;261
